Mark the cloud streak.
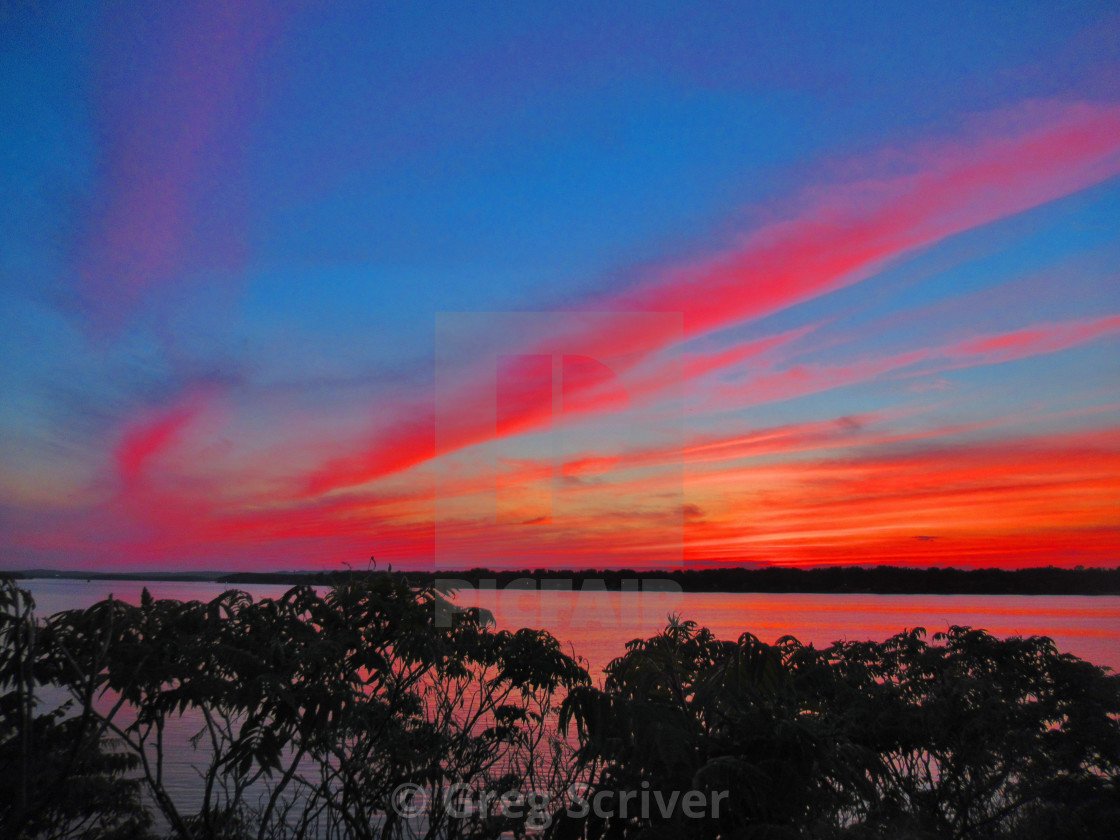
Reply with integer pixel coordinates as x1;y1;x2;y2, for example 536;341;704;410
299;100;1120;496
77;0;281;324
604;102;1120;338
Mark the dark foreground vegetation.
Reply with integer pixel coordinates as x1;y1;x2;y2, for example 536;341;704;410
2;575;1119;840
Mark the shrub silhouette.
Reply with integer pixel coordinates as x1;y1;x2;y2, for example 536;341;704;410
560;621;1120;839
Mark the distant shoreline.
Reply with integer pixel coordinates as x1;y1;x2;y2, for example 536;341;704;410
6;565;1120;596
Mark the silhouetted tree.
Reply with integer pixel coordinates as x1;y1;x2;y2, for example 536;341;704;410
9;575;590;840
560;621;1120;840
822;626;1120;839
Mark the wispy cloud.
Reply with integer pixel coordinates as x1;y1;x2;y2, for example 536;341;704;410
712;313;1120;408
76;0;281;326
115;389;214;489
604;102;1120;338
297;101;1120;496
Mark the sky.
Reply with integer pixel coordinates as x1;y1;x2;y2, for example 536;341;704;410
1;1;1118;572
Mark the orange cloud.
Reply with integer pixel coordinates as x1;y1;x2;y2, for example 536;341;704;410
682;426;1120;567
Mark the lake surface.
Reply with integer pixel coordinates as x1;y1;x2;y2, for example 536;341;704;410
21;578;1120;674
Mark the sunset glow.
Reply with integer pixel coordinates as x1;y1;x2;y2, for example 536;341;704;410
2;3;1118;571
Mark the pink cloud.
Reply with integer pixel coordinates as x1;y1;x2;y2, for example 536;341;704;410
116;393;210;489
715;313;1120;408
949;313;1120;360
78;1;280;322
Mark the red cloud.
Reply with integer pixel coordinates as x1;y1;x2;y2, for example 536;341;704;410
300;102;1120;496
606;102;1120;339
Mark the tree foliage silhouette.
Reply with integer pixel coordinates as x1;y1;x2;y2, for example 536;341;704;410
2;576;589;840
4;575;1119;840
561;621;1120;839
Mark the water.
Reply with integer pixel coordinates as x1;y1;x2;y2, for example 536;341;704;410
504;589;1120;677
21;578;1120;674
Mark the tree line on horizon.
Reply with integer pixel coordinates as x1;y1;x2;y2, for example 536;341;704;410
215;564;1120;595
6;565;1119;595
2;574;1119;839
